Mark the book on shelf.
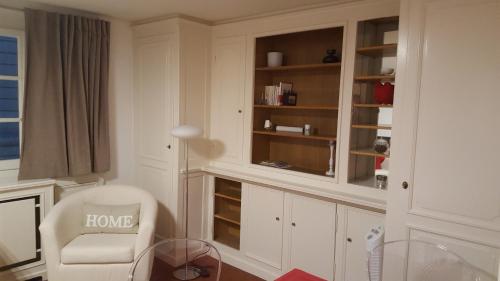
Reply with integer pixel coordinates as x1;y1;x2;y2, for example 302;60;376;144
263;82;292;106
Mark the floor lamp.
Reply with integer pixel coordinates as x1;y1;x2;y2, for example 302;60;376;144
171;125;203;280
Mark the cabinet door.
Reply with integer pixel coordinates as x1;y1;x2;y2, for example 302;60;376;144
385;0;500;277
134;35;176;238
284;194;336;280
241;184;284;269
336;206;384;281
210;36;246;164
387;0;500;236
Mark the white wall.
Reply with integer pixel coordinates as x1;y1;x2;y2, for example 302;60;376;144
0;6;135;185
105;18;135;185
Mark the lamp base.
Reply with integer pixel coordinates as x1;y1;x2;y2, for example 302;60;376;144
173;265;201;280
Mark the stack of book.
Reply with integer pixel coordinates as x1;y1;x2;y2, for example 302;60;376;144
264;82;292;106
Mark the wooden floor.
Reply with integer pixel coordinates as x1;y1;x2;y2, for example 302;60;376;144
150;257;265;281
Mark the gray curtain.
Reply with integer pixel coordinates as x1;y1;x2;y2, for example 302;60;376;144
18;9;110;179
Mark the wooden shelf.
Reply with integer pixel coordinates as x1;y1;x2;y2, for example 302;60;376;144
215;192;241;202
253;130;336;141
254;105;338;110
214;212;241;226
353;103;393;108
214;229;240;249
351;124;392;130
356;44;397;57
350;148;390;158
354;75;395;82
255;63;341;71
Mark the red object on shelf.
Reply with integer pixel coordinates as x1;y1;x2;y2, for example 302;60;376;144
275;269;327;281
373;82;394;104
375;156;385;169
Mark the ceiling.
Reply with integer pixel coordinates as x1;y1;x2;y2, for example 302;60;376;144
19;0;349;23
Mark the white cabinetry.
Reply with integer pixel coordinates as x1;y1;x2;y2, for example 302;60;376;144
210;36;246;164
335;206;384;281
0;180;54;280
134;33;177;238
241;184;284;270
133;18;210;239
386;0;500;276
283;194;337;280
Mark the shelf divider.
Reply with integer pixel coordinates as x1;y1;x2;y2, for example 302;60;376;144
253;130;336;141
255;63;341;71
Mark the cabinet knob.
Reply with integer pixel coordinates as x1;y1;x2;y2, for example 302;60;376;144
347;238;352;243
402;181;409;189
167;145;171;149
275;217;280;221
238;109;242;113
291;222;296;227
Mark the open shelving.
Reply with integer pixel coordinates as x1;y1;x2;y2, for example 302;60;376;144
251;26;343;177
348;16;398;189
213;178;242;249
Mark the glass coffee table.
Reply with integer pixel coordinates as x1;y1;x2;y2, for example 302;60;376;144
128;238;222;281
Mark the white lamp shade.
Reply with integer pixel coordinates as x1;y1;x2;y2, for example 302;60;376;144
171;125;203;139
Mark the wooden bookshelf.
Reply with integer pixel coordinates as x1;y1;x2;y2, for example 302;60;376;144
348;16;398;188
251;26;343;177
213;178;241;249
350;148;389;158
356;43;397;57
352;103;393;108
352;124;392;130
255;62;341;71
214;212;241;226
214;192;241;203
254;105;338;110
354;75;395;82
253;130;336;141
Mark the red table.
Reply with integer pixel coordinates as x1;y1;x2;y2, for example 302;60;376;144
275;269;327;281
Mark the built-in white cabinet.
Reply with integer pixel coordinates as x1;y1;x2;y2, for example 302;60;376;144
133;18;210;239
385;0;500;277
283;194;337;280
241;184;284;270
133;33;177;238
335;206;384;281
210;36;246;164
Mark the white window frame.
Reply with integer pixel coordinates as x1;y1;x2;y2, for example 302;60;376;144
0;28;25;172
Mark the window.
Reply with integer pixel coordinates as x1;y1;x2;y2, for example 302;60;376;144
0;29;24;171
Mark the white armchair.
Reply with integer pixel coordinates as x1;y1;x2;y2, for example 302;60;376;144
39;185;158;281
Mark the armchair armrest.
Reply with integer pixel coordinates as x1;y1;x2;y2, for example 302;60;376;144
39;196;83;264
134;196;158;257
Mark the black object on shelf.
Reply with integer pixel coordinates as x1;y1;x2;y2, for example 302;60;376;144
322;49;340;63
283;91;297;106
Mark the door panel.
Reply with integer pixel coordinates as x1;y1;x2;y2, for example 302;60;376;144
410;0;500;229
210;36;246;163
0;196;40;270
287;194;336;280
344;208;384;281
134;36;176;238
242;184;284;269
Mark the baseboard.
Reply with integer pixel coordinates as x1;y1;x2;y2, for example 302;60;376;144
210;241;281;281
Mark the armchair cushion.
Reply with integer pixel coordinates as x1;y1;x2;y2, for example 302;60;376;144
61;234;136;264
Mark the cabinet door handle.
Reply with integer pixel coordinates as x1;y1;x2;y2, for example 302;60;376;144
167;145;171;149
291;222;296;227
275;217;280;221
402;181;409;189
238;109;242;113
347;238;352;242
